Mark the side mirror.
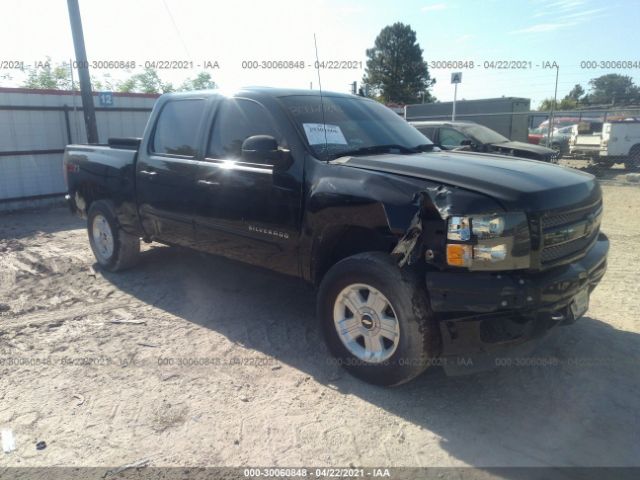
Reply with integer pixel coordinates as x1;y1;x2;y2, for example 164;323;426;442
460;139;473;147
241;135;293;170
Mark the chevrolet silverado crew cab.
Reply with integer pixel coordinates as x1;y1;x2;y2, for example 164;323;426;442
63;88;608;386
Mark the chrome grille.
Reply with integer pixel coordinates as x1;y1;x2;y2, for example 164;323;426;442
541;201;602;229
540;201;602;266
540;230;599;263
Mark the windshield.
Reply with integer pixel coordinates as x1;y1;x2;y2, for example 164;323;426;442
555;125;574;134
280;95;432;159
459;124;509;144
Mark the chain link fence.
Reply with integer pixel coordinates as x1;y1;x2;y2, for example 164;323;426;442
530;108;640;180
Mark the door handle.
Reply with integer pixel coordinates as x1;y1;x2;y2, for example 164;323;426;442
139;170;158;176
197;179;220;186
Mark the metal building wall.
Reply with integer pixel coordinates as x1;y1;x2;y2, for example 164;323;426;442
0;88;157;211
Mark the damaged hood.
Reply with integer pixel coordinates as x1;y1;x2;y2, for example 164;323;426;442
487;140;555;156
332;151;599;212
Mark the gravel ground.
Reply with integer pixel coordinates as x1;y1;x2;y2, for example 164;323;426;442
0;182;639;469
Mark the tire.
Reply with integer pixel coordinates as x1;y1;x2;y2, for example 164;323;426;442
597;160;615;169
625;145;640;171
87;200;140;272
317;252;440;386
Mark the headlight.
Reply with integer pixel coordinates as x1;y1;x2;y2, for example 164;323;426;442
447;216;471;241
445;213;530;270
469;216;505;238
474;244;507;262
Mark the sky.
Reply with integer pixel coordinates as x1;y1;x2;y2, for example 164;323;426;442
2;0;639;108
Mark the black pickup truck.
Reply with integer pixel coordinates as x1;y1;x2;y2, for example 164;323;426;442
63;88;608;386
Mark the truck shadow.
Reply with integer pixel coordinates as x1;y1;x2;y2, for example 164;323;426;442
0;206;84;240
102;244;640;467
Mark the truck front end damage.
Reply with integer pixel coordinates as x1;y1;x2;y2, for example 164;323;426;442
389;182;609;374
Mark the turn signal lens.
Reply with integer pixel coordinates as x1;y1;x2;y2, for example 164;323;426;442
446;244;472;267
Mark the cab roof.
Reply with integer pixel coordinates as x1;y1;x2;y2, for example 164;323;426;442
409;120;478;127
161;86;362;101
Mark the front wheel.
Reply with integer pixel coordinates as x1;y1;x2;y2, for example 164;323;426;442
87;200;140;272
317;252;440;386
597;159;616;169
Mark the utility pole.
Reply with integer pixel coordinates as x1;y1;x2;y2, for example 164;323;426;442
67;0;99;144
547;65;559;146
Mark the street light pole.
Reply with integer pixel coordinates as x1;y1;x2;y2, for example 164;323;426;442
546;65;559;147
67;0;99;144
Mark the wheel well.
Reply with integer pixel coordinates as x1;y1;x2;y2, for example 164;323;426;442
74;182;110;216
313;226;396;286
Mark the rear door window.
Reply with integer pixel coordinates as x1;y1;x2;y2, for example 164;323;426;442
152;99;206;156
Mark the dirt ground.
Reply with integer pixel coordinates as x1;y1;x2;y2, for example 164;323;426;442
0;182;639;469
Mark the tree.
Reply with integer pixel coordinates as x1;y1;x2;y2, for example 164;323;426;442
586;74;640;106
538;75;640;111
22;57;72;90
116;68;174;94
91;73;116;91
538;96;580;111
567;84;585;102
178;72;216;91
362;22;434;104
539;84;585;110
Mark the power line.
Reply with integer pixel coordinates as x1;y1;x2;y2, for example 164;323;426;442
161;0;191;61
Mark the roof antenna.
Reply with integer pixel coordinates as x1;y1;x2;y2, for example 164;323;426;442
313;33;329;161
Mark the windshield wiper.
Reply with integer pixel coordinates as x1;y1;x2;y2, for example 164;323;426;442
329;143;433;160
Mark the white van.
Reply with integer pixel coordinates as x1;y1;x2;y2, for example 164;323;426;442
570;120;640;169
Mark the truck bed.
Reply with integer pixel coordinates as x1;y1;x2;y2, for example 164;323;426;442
63;143;140;223
64;144;138;178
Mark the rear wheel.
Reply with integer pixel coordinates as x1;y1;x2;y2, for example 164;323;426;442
625;145;640;171
87;200;140;272
318;252;440;386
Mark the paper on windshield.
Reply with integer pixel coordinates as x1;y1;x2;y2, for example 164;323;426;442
302;123;347;145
